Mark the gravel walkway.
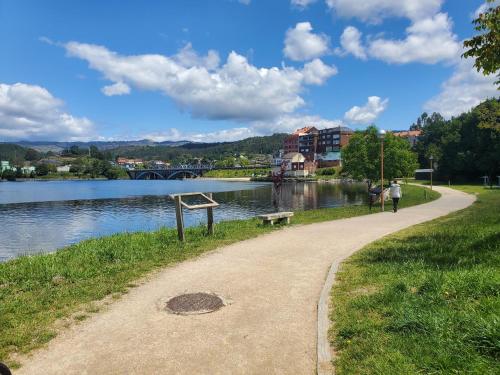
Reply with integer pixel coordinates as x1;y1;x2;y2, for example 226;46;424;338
17;186;474;375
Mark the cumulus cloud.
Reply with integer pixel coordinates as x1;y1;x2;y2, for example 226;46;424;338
291;0;317;9
302;58;338;84
368;13;460;64
283;22;330;61
64;41;337;121
0;83;94;141
337;26;366;59
326;0;443;23
424;58;499;118
336;13;460;64
344;96;389;124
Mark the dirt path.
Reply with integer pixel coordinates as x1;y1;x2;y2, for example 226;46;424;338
17;186;474;375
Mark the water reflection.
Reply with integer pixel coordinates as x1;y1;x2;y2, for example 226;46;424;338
0;181;367;261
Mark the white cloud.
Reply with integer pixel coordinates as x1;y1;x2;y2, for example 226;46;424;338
101;81;131;96
368;13;461;64
344;96;389;124
138;114;344;143
302;58;338;85
326;0;443;23
238;0;251;5
283;22;330;61
291;0;317;9
0;83;94;141
338;26;366;59
424;58;499;118
64;41;337;121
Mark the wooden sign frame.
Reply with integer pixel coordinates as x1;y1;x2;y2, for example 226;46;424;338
168;192;219;241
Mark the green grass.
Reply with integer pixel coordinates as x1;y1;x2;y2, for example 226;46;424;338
329;187;500;374
202;168;270;178
0;184;437;366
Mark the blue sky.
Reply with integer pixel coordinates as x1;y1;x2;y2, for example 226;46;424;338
0;0;498;142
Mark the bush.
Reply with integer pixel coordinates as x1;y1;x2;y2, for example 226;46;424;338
316;167;338;176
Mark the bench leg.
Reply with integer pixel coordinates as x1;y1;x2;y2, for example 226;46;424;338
286;217;291;224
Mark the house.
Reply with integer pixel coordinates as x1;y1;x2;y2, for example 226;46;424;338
1;161;14;173
21;166;36;174
56;165;72;173
278;152;309;177
393;130;421;147
116;157;144;168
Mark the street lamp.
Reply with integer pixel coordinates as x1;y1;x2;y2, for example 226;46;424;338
429;155;434;190
378;129;386;212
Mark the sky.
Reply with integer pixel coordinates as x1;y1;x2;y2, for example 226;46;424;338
0;0;498;142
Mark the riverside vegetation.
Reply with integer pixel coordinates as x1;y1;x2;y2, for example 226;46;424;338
330;186;499;374
0;184;438;368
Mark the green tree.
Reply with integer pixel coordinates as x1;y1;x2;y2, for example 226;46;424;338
463;0;500;87
342;126;418;182
25;148;40;161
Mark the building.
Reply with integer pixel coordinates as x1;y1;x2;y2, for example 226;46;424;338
280;152;307;177
56;165;71;173
21;166;36;174
317;126;353;153
1;161;13;173
283;126;317;154
316;126;353;167
298;127;319;160
393;130;421;147
116;157;144;169
316;151;342;167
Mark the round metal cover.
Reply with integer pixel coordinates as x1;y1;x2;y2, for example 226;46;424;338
166;292;224;315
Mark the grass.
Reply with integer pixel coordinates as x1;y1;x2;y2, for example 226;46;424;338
329;186;500;374
0;184;437;367
202;168;270;178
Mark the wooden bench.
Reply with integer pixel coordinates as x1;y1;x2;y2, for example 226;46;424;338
258;212;294;225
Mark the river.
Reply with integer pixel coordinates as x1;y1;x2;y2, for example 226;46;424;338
0;179;367;261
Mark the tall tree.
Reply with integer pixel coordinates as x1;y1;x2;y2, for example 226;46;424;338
463;0;500;87
341;126;418;182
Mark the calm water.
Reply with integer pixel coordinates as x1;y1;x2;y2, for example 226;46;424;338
0;179;367;261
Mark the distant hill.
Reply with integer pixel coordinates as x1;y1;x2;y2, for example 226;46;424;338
10;140;192;153
0;133;287;163
105;133;287;161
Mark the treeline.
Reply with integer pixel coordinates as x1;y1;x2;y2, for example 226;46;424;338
105;133;287;162
413;98;499;184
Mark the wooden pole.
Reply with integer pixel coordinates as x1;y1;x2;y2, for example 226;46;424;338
206;193;214;235
380;139;384;212
430;158;433;190
174;195;185;241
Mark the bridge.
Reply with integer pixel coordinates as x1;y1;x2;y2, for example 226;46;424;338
126;165;268;180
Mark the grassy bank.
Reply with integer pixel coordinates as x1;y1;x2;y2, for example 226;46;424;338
202;168;270;178
330;187;499;374
0;184;437;367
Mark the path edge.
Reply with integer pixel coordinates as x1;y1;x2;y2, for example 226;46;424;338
317;261;339;375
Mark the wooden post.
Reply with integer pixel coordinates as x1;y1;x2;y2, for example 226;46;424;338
174;195;185;241
206;193;214;235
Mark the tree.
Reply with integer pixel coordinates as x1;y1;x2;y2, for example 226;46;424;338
341;126;418;182
413;99;500;184
25;148;40;161
463;0;500;87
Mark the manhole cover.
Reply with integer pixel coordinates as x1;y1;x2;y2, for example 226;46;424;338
166;292;224;315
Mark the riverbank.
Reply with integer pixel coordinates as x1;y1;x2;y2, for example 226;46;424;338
329;186;499;374
0;184;438;368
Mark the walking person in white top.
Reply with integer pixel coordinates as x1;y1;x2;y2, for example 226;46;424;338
389;180;402;213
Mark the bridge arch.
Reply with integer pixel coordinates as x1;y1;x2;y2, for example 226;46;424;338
135;171;166;180
167;170;200;180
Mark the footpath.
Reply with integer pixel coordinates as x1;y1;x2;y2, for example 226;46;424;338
17;186;474;375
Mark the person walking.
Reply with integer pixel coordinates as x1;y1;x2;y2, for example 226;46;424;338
389;180;402;213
